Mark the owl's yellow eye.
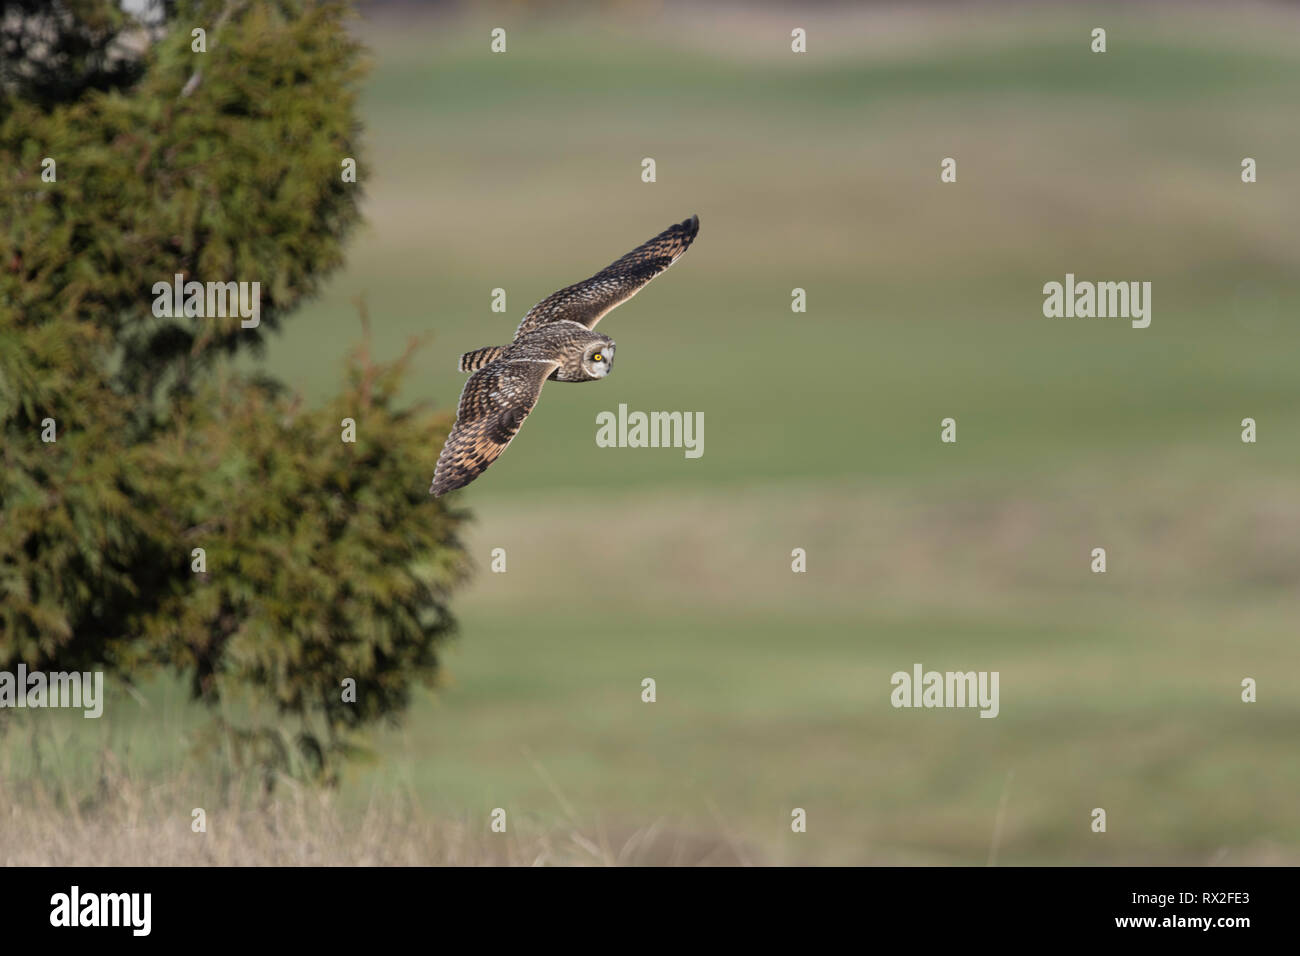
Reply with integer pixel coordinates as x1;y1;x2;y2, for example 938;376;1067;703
592;353;603;362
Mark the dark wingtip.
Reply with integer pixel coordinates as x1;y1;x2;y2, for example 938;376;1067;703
429;471;454;497
684;213;699;236
431;467;473;497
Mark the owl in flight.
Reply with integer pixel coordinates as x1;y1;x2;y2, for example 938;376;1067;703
430;214;700;496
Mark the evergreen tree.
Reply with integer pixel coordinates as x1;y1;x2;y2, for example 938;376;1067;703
0;0;469;782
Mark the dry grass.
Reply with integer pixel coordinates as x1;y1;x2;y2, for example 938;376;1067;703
0;743;753;866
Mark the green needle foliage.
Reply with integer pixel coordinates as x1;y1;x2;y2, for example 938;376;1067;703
0;0;470;783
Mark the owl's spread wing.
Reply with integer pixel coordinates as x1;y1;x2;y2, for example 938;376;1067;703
513;214;699;339
430;358;560;496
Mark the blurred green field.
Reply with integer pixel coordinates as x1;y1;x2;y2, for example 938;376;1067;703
8;3;1300;864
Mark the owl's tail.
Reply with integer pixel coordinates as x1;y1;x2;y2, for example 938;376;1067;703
458;345;504;372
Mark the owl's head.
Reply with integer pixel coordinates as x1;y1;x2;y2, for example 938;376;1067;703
582;339;615;379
